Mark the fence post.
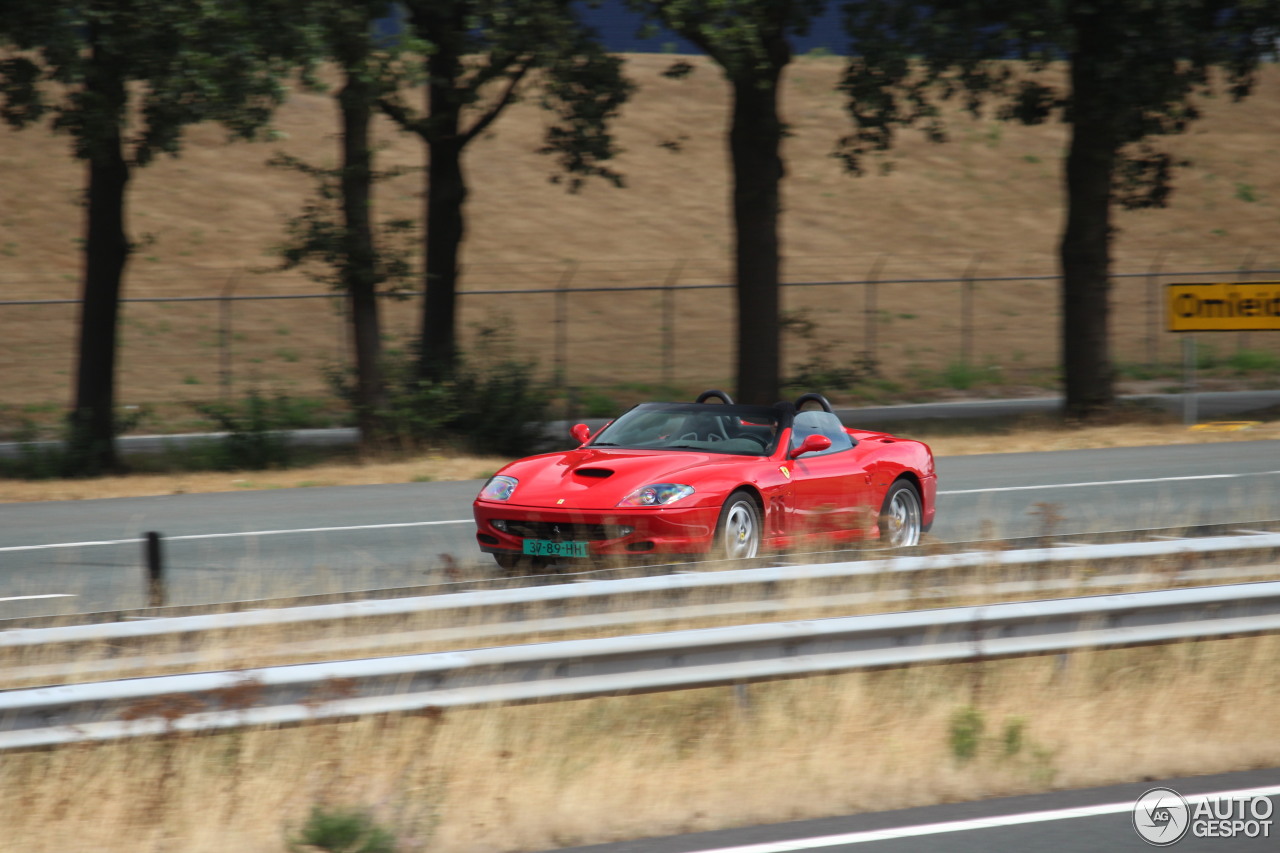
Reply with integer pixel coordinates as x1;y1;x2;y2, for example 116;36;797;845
961;254;982;367
1145;251;1165;369
554;262;577;394
662;261;683;390
1237;250;1257;353
144;531;165;608
219;274;238;400
864;254;885;369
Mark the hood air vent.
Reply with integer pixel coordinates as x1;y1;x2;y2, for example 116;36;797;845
574;467;614;478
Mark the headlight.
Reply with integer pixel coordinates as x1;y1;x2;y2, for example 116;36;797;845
618;483;694;507
479;475;518;501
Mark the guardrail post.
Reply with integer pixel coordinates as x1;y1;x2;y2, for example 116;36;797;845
144;531;165;608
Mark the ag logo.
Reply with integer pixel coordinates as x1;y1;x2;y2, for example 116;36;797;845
1133;787;1190;846
779;465;791;480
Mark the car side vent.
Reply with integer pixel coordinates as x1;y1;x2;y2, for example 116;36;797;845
575;467;614;478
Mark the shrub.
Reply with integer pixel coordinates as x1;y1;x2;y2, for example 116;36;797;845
351;331;553;458
1226;348;1280;374
289;805;396;853
194;391;295;470
948;705;985;762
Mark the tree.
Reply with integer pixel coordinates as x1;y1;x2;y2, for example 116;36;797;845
840;0;1280;418
275;1;418;446
378;0;632;381
630;0;824;405
0;1;310;472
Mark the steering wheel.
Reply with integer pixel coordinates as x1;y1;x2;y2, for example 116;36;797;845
794;392;834;413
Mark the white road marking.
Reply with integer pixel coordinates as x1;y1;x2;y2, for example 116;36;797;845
689;785;1280;851
6;469;1280;552
938;470;1280;496
0;594;76;603
0;519;472;554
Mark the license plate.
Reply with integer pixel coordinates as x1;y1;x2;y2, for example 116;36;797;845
522;539;590;558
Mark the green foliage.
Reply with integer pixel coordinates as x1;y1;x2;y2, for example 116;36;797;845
938;360;1000;391
577;387;621;419
289;805;396;853
946;706;1055;782
781;309;878;392
194;391;297;470
271;151;418;296
1226;348;1280;373
1002;716;1026;758
340;330;553;457
0;406;149;479
948;705;984;762
1235;182;1260;203
1196;343;1220;370
839;0;1278;197
381;0;634;192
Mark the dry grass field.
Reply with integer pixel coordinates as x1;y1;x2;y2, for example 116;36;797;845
2;55;1280;416
2;637;1278;853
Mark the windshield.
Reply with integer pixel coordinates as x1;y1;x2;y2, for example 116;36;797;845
591;403;783;456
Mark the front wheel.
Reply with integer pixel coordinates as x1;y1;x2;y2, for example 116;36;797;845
493;552;550;575
879;480;922;548
713;492;762;559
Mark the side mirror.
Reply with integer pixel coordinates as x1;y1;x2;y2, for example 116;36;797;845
570;423;592;445
789;433;832;459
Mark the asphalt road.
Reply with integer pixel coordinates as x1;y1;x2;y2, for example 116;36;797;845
2;440;1279;619
548;769;1280;853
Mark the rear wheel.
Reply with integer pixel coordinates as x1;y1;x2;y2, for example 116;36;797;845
713;492;762;559
879;480;922;548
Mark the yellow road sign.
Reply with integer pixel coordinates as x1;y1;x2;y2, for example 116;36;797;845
1167;282;1280;331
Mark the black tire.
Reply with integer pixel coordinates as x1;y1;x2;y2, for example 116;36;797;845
878;480;922;548
493;552;549;575
713;491;762;559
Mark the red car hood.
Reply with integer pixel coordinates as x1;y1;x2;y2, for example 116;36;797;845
493;447;755;511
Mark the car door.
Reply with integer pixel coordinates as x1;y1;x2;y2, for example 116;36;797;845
785;411;876;540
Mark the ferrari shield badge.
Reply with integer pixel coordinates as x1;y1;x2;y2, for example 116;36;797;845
779;465;791;479
557;498;566;505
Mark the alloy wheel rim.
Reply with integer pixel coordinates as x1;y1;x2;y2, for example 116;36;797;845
724;502;758;559
886;490;921;547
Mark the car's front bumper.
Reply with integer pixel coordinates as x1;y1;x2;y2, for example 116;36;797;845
473;500;721;559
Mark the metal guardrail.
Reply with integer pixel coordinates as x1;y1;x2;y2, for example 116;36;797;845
2;581;1279;751
6;533;1280;651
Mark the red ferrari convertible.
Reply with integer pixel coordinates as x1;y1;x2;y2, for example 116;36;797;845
473;391;936;570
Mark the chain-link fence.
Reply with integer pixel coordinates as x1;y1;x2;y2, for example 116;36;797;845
3;252;1279;409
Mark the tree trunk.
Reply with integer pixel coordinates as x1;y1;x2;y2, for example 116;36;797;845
422;131;466;381
1059;11;1117;419
69;39;130;475
729;65;786;405
339;68;385;446
415;7;467;382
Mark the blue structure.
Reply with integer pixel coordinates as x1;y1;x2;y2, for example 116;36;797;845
579;3;846;55
377;2;846;56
